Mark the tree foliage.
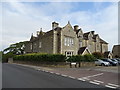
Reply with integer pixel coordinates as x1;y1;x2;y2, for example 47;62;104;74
2;41;27;62
2;52;15;63
3;41;27;55
67;54;95;62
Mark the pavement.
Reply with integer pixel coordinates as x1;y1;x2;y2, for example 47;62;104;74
6;63;120;89
2;63;111;89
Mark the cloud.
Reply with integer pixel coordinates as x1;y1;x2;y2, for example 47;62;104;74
58;2;118;51
1;2;118;52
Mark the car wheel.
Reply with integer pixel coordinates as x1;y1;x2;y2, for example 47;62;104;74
101;63;105;66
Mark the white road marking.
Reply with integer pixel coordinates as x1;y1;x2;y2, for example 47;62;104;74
37;69;41;70
45;71;48;72
49;72;54;74
61;74;68;77
55;73;60;75
89;81;100;85
86;73;103;78
68;76;75;79
82;77;90;80
93;80;104;83
105;85;117;89
108;83;120;87
78;78;86;81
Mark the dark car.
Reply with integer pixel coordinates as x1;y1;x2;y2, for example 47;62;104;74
101;58;117;66
115;58;120;65
111;59;119;65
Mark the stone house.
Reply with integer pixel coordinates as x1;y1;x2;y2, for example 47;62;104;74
112;45;120;58
25;21;108;56
104;51;113;59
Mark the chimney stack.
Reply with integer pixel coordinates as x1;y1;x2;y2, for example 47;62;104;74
74;25;79;31
52;21;59;30
36;31;40;36
91;31;95;35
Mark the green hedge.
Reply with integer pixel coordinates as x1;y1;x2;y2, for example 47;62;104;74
13;53;66;62
92;52;103;59
2;52;15;63
13;53;95;62
67;54;95;62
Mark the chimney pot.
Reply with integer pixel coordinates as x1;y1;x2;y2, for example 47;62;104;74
52;21;59;29
36;31;39;36
74;25;79;31
91;31;95;35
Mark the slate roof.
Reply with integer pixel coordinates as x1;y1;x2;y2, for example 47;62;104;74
93;34;98;39
104;51;112;57
113;45;120;47
100;38;108;44
78;47;87;54
83;32;90;40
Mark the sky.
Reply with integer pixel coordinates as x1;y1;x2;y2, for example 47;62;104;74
1;1;118;51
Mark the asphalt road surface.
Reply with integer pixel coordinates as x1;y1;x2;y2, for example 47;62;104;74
2;63;113;89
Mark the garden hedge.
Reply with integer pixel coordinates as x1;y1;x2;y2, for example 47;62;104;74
13;53;96;62
13;53;66;62
67;54;95;62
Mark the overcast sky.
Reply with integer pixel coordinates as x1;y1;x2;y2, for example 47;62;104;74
1;1;118;51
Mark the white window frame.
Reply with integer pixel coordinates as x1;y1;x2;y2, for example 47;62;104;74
67;38;70;46
64;36;74;46
65;51;74;56
71;38;74;45
64;38;67;46
69;38;72;46
39;42;42;48
79;41;82;47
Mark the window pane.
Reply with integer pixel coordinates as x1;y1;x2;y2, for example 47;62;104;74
68;38;69;46
39;42;41;48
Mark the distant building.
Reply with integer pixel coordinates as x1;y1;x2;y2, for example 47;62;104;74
112;45;120;58
104;51;113;59
25;21;108;56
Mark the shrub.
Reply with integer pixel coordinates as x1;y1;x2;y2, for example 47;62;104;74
13;53;66;62
67;54;95;62
2;52;15;63
92;52;103;59
83;54;95;62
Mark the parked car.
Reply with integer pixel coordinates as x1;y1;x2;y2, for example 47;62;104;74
101;58;117;66
111;59;119;65
114;58;120;65
116;58;120;61
95;59;110;66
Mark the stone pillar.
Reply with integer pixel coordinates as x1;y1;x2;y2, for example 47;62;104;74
60;31;63;54
8;58;13;63
53;30;57;54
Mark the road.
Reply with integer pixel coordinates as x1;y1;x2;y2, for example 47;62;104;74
2;63;112;89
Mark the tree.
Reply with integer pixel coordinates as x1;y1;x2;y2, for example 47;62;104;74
92;52;103;59
3;41;27;55
2;41;27;63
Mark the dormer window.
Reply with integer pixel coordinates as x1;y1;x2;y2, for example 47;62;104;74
79;35;83;38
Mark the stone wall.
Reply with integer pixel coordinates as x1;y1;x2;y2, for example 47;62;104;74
13;60;95;68
38;30;54;54
61;23;79;55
